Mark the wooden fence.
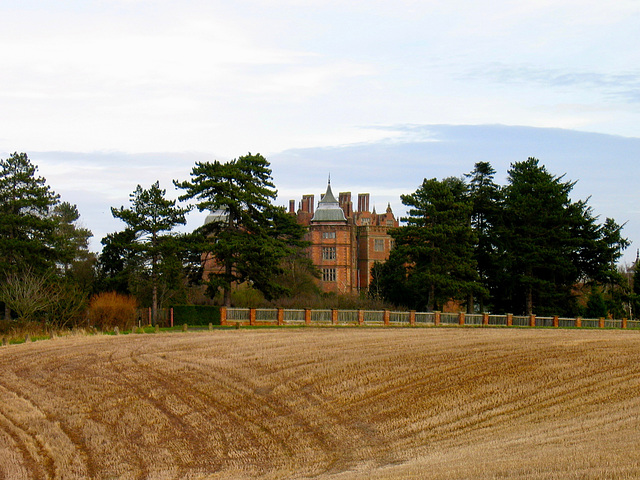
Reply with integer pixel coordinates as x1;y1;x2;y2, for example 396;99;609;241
221;308;640;329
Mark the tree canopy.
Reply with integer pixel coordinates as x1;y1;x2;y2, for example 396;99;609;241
491;158;628;315
175;153;308;306
0;152;60;277
109;181;191;324
374;158;629;317
375;176;483;311
0;151;632;322
0;152;92;324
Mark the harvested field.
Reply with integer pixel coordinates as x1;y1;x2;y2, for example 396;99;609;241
0;328;639;479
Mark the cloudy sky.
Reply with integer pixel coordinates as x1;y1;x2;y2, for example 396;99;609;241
1;1;639;263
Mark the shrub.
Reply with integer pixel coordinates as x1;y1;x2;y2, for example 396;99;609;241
88;292;137;331
47;283;90;329
585;286;608;319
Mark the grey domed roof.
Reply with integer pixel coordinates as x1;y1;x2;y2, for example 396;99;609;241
311;183;347;223
204;208;229;225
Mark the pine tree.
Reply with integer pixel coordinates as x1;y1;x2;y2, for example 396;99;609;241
465;162;502;312
495;158;578;314
493;158;628;316
380;177;483;311
0;153;60;321
52;201;94;276
585;285;608;319
632;255;640;319
175;153;307;306
110;181;190;325
96;229;140;295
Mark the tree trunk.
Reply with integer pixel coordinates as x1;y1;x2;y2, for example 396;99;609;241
526;286;533;315
467;293;474;314
152;249;158;326
152;285;158;327
224;262;233;307
223;286;231;307
428;283;436;311
4;303;9;322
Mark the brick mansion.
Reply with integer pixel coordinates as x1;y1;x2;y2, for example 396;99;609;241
203;180;399;295
288;180;399;294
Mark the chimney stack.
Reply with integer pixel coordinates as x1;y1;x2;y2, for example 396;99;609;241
358;193;370;213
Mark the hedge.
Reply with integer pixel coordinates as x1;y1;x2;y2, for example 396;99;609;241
171;305;221;326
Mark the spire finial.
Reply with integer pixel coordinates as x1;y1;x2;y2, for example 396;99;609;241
328;173;331;185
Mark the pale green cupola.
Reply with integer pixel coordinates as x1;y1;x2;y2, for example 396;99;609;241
311;180;347;223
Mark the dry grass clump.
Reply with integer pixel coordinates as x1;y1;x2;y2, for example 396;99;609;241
87;291;137;331
0;322;69;345
0;329;639;479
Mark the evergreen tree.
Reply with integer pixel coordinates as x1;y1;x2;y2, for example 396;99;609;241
175;153;307;306
0;153;60;321
264;207;316;299
494;158;578;315
96;229;140;295
585;285;608;318
493;158;628;316
380;177;483;311
110;181;190;325
632;255;640;319
52;201;94;278
370;255;418;309
465;162;502;312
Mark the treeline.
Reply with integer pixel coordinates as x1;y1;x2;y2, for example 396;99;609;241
0;152;638;332
371;159;633;318
0;152;330;331
0;153;94;328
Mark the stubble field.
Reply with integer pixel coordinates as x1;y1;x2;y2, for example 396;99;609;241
0;327;639;479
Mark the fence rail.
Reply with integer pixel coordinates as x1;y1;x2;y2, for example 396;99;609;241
219;308;640;330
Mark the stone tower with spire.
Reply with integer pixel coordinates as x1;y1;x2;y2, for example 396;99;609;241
290;179;399;294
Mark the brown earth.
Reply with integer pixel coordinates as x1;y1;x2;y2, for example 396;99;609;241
0;328;639;479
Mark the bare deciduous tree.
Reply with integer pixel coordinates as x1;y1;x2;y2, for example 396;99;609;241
0;269;58;323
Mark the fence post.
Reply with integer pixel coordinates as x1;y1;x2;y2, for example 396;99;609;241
575;317;582;328
220;306;227;326
358;309;364;326
410;310;416;326
553;315;559;328
506;313;513;327
277;308;284;326
434;311;441;326
383;310;390;326
482;313;489;326
305;308;311;326
622;317;627;329
249;308;256;326
599;317;605;329
332;309;338;325
458;312;465;326
529;314;536;327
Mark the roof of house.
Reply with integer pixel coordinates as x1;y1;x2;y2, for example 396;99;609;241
204;208;229;225
311;182;347;223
